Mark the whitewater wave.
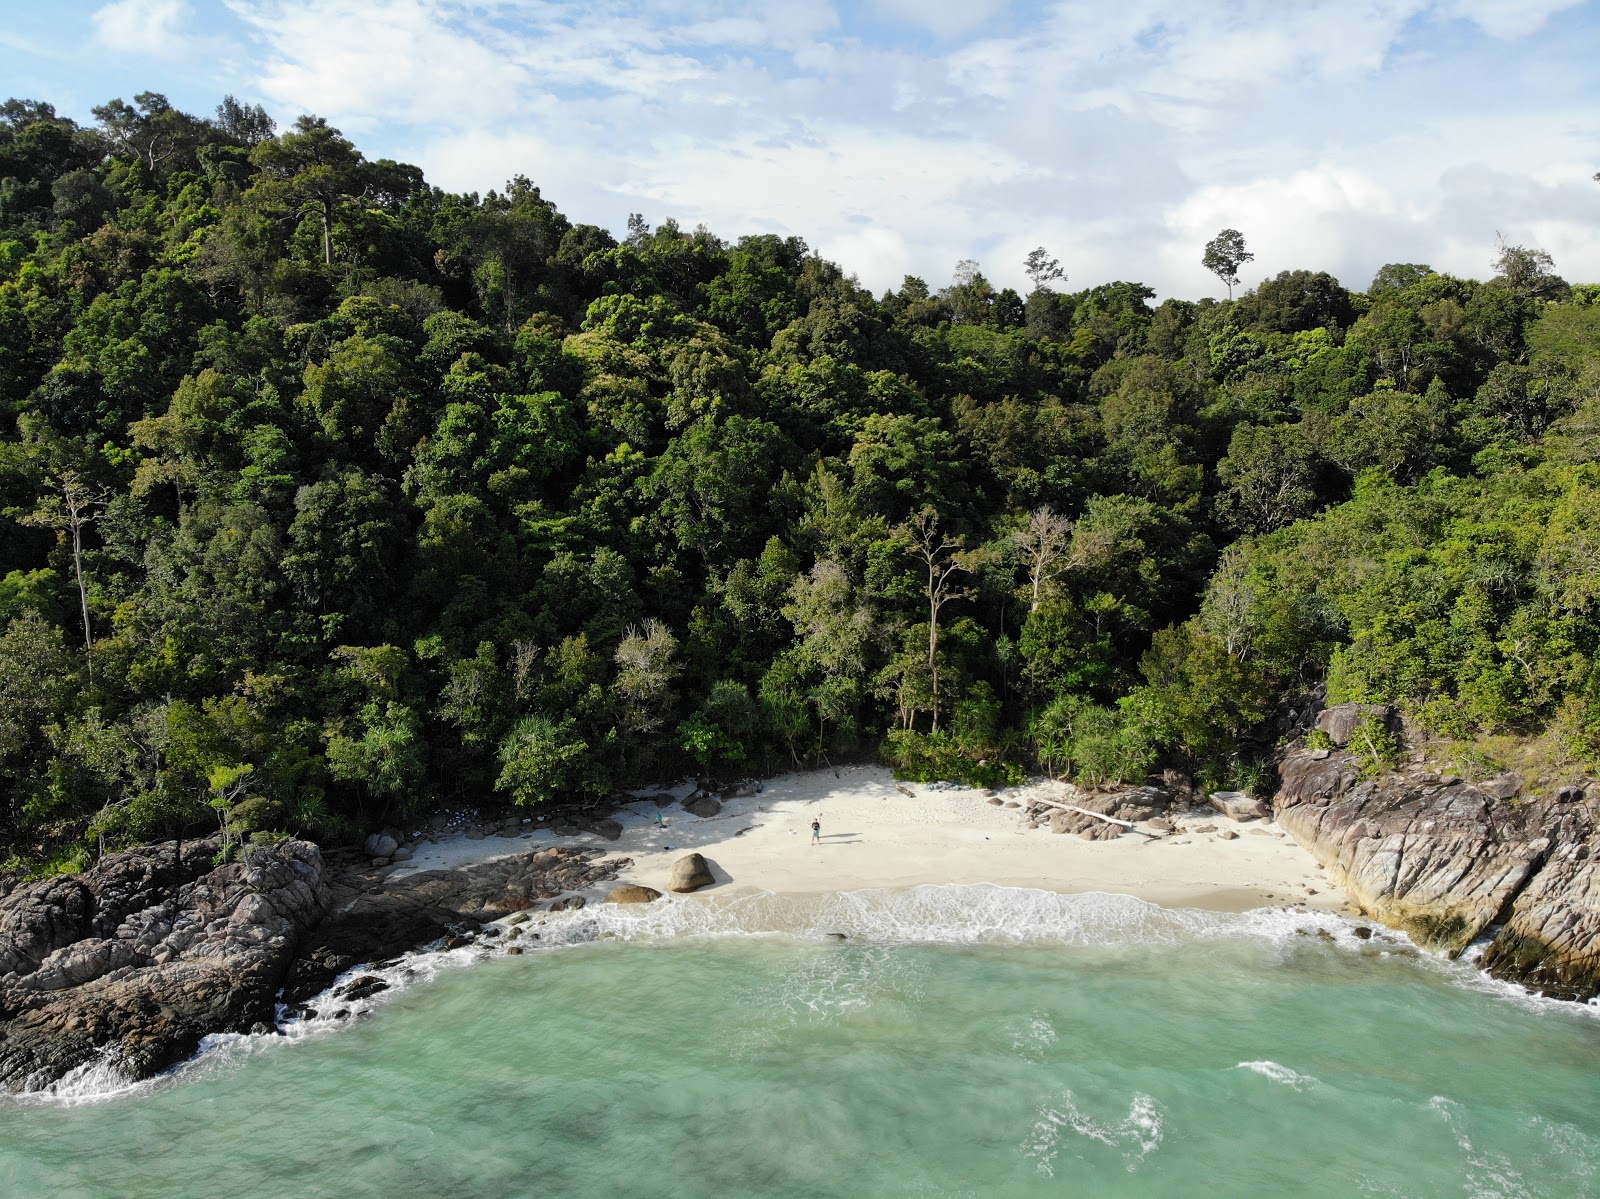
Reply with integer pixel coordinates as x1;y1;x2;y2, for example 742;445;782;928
1232;1060;1321;1090
13;883;1592;1107
535;883;1367;949
1026;1088;1165;1175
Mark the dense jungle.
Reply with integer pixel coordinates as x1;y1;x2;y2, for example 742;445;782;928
3;92;1598;870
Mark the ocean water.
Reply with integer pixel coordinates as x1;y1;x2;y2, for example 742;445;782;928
3;886;1597;1198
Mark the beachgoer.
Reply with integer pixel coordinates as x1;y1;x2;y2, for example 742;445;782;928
655;811;668;829
811;815;822;845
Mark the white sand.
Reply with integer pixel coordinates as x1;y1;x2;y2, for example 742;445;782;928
393;765;1348;914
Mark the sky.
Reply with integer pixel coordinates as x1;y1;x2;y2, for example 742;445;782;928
3;0;1598;299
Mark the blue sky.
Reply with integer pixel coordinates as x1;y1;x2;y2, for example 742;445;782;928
4;1;1598;297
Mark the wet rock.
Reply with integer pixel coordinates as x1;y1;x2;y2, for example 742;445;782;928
1277;741;1600;1001
335;975;390;1002
0;838;329;1094
505;947;523;956
1353;926;1373;940
667;853;716;893
280;846;627;1006
605;885;662;904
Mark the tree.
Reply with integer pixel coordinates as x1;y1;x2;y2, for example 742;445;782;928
496;715;593;806
1203;228;1254;300
1024;247;1065;292
904;509;981;733
250;115;365;265
1216;423;1324;533
1012;505;1073;612
22;470;109;661
1492;236;1567;302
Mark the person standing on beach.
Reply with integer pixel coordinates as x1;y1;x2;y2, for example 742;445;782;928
811;814;822;845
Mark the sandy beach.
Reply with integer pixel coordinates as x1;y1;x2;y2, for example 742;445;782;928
394;765;1349;914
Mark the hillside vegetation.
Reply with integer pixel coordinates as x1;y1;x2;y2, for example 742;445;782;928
2;93;1598;869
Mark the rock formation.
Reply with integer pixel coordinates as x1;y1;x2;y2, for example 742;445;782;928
281;845;627;1004
1276;703;1600;1001
0;838;630;1093
0;838;328;1092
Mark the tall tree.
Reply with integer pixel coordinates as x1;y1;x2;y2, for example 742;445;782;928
1203;228;1254;300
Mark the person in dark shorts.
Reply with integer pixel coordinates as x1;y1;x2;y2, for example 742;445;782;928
811;814;822;845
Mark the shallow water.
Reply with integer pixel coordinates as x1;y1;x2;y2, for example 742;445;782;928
3;887;1597;1198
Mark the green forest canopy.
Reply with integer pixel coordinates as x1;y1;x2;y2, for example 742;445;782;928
2;92;1598;869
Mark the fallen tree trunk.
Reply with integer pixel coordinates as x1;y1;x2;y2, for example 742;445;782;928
1030;798;1140;830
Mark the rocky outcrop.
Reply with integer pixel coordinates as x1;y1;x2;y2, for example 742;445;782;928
281;845;628;1004
1276;704;1600;1001
0;838;328;1093
0;835;635;1092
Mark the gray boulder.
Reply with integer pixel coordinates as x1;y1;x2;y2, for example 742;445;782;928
1209;791;1268;821
364;832;399;858
667;853;716;893
1277;743;1600;1000
605;885;662;904
1313;702;1397;748
683;795;722;818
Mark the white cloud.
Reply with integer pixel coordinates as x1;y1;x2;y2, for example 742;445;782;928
1440;0;1589;38
211;0;1599;296
92;0;200;57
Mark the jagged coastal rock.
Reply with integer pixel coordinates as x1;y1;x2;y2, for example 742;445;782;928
1276;704;1600;1001
281;845;628;1005
0;838;328;1092
0;838;629;1093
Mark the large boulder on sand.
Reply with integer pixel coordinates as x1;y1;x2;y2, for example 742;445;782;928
364;831;400;858
682;795;722;818
605;885;662;904
667;853;716;893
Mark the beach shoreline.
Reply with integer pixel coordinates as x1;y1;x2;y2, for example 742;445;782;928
392;765;1351;916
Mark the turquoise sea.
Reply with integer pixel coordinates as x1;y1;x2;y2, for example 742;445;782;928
2;886;1597;1198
